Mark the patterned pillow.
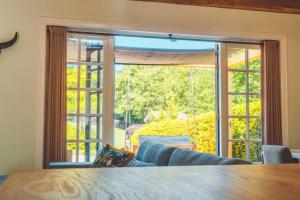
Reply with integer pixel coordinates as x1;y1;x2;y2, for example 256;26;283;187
91;144;135;168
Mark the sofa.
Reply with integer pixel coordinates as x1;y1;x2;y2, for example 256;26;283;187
48;141;251;169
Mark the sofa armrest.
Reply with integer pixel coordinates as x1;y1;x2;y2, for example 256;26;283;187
48;162;92;169
292;153;300;163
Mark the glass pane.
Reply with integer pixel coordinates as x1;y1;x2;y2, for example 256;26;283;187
250;142;262;162
229;95;246;116
249;118;262;139
80;65;87;88
229;118;246;139
67;90;77;113
79;117;86;140
91;92;102;114
80;39;103;63
67;38;78;62
90;66;103;88
67;64;78;88
249;49;261;71
231;141;246;160
67;142;76;162
249;72;261;93
80;65;102;89
67;116;76;140
228;71;246;93
228;48;246;70
249;95;261;116
79;91;87;113
89;142;99;162
79;142;86;162
90;117;101;139
79;117;101;140
80;91;102;114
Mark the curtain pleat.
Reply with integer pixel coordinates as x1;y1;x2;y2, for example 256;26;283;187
43;26;67;168
263;40;283;145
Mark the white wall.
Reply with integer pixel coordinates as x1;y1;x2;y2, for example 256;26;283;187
1;0;300;174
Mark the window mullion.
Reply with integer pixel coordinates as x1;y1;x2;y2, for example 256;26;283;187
75;38;81;162
102;37;115;146
219;43;229;157
245;48;250;161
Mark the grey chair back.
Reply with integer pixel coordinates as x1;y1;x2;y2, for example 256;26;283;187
263;145;298;164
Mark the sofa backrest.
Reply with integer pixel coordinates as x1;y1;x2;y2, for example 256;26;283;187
135;141;176;166
168;148;251;166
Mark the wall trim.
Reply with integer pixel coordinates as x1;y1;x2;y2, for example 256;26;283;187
36;16;289;169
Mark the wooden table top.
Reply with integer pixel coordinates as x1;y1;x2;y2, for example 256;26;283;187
1;164;300;200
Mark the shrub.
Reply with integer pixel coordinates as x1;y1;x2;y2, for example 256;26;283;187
131;112;216;154
131;101;262;161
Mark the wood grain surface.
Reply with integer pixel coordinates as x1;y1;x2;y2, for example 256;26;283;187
1;164;300;200
133;0;300;14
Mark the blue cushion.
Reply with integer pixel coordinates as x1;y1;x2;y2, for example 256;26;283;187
135;141;176;166
168;148;251;166
127;159;157;167
0;175;7;184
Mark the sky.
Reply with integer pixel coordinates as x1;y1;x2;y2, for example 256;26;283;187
115;36;216;50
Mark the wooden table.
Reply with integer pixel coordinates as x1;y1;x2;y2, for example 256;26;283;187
1;164;300;200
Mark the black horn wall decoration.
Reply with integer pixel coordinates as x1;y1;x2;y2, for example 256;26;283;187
0;32;18;53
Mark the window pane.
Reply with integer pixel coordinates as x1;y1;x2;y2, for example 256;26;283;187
249;72;261;93
79;142;86;162
67;64;78;88
79;117;86;140
89;142;99;162
80;39;103;63
249;95;261;116
229;118;246;139
67;116;76;140
67;38;78;62
228;48;246;70
80;91;102;114
231;141;247;160
249;118;262;139
79;117;101;140
67;142;76;162
67;90;77;113
80;65;102;89
91;92;102;114
90;117;101;139
250;142;262;162
249;49;261;71
228;71;246;93
229;95;246;116
90;66;103;88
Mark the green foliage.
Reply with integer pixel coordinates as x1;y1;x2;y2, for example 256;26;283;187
115;65;216;122
131;112;216;154
66;56;262;161
131;102;262;161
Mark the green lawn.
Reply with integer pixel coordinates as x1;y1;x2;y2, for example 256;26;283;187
114;128;126;148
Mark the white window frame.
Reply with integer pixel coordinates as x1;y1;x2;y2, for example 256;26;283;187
66;33;115;162
219;43;263;161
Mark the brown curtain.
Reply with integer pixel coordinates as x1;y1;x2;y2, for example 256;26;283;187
263;40;283;145
43;26;67;168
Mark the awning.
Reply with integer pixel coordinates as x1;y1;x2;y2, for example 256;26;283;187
115;47;216;67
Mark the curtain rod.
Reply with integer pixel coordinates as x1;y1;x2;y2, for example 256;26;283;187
68;30;263;45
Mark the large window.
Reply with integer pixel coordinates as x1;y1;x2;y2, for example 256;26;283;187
65;32;262;162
